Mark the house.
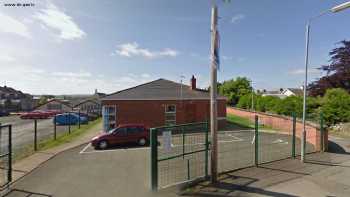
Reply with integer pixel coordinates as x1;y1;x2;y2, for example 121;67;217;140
282;88;303;97
74;99;101;116
101;76;227;131
35;99;72;112
261;90;286;99
0;86;33;112
261;88;303;98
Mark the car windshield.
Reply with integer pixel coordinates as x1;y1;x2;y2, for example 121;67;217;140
107;128;117;134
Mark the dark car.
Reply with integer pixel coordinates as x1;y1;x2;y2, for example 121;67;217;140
91;124;149;149
0;110;9;117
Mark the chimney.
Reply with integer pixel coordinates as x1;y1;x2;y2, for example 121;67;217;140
190;75;196;90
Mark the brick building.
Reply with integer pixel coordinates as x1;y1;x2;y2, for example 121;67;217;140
101;76;227;131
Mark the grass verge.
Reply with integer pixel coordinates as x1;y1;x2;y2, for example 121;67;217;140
225;114;275;132
13;118;101;162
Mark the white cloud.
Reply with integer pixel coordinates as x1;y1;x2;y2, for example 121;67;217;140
114;42;179;59
141;73;151;78
33;3;86;40
52;71;92;78
0;13;31;38
289;68;320;75
0;54;15;62
0;63;154;94
222;56;233;61
231;14;245;24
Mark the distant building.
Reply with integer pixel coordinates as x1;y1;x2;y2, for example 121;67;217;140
0;86;33;112
35;99;72;112
261;89;286;99
282;88;303;97
74;99;101;115
261;87;304;98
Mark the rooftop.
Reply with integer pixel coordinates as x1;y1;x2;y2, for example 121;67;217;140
102;78;226;101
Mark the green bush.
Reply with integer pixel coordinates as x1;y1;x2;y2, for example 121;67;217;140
321;88;350;126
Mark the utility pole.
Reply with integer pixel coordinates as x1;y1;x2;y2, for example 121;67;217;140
210;4;218;183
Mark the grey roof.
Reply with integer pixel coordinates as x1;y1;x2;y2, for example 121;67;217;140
102;78;226;101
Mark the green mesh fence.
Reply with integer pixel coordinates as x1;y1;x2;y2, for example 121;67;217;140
151;122;209;190
151;112;325;190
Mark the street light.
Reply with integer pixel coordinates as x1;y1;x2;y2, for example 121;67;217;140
301;1;350;162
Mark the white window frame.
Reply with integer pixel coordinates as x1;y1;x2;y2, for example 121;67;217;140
165;104;176;126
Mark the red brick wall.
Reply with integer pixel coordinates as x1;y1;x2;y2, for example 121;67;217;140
102;100;226;128
227;107;328;151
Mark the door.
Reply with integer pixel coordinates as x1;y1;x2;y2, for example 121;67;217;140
111;127;128;145
127;126;144;143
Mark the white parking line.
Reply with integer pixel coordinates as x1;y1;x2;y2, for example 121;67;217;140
79;143;91;154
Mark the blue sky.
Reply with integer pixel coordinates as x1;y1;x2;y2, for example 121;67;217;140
1;0;350;95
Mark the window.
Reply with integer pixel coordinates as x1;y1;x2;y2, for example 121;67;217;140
165;105;176;113
165;104;176;126
127;127;143;134
115;127;127;135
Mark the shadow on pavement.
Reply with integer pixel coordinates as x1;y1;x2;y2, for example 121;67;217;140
181;174;298;197
257;166;310;176
327;140;350;155
4;189;52;196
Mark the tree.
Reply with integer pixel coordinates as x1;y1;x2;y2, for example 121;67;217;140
321;88;350;126
309;40;350;96
218;77;251;105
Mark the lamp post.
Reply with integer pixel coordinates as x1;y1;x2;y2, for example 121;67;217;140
301;1;350;162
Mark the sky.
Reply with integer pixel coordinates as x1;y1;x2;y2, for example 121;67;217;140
0;0;350;95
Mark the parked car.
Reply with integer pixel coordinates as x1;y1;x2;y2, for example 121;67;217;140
20;110;51;119
0;110;9;117
91;124;150;149
54;113;88;125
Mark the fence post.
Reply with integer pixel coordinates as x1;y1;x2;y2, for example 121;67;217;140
68;112;71;134
187;159;190;180
254;115;259;166
320;112;324;152
54;115;57;140
8;124;12;183
150;128;158;191
182;128;185;159
205;122;209;178
78;110;81;129
292;112;296;158
34;119;37;151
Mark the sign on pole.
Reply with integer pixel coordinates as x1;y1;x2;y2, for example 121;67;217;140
162;130;172;153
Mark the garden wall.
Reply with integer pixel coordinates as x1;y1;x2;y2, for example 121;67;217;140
227;107;328;152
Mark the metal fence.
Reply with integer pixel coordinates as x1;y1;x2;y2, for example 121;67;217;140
150;122;209;190
151;112;325;190
0;112;96;162
0;124;12;190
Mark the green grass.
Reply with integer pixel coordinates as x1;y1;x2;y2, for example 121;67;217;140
226;114;255;129
13;118;101;162
225;114;275;132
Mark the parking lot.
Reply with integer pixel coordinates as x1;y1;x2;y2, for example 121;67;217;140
2;127;315;196
0;115;73;154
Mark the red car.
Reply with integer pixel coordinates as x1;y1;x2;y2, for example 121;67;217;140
20;111;51;119
91;124;150;149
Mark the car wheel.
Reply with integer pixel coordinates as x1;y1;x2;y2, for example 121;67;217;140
98;140;108;150
138;138;147;146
